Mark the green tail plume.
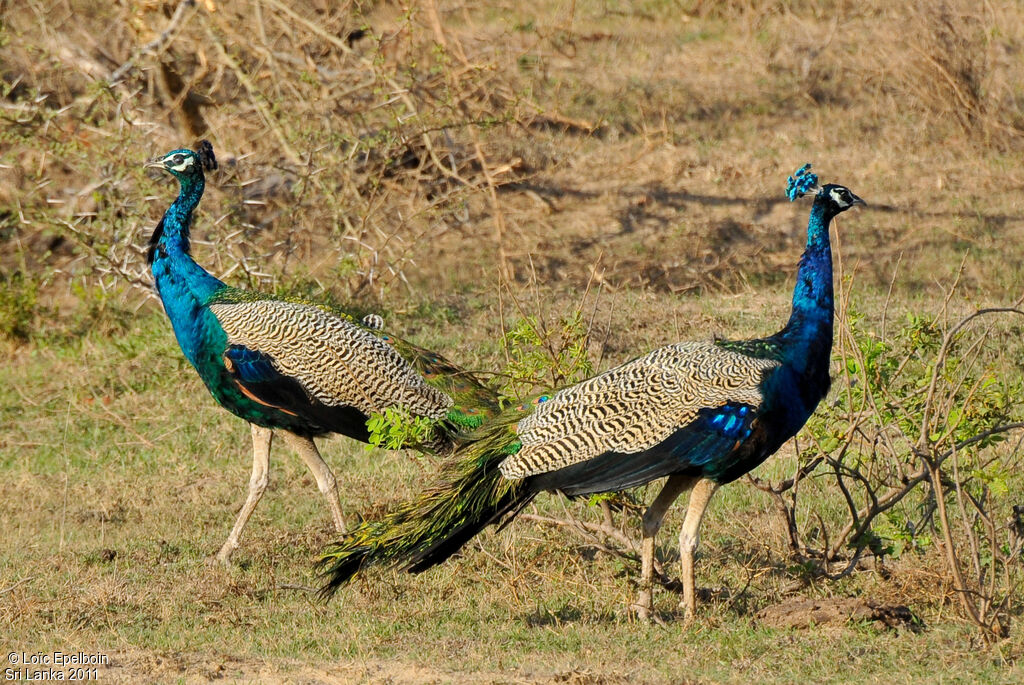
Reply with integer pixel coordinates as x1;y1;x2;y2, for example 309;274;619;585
388;336;502;448
317;411;531;599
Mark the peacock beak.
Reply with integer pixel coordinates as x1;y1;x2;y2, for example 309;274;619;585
144;157;167;170
849;192;866;207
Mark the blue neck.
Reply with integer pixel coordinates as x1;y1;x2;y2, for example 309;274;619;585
784;198;834;340
150;173;225;365
754;194;838;437
150;174;200;261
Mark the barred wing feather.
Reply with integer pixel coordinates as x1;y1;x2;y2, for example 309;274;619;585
501;341;779;479
209;299;453;419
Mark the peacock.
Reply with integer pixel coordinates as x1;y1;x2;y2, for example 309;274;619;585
145;141;499;564
317;164;864;622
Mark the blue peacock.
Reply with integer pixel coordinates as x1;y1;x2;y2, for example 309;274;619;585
317;164;864;621
145;141;498;564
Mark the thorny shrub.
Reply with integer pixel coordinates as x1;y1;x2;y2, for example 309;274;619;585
1;0;536;334
500;310;593;402
754;266;1024;639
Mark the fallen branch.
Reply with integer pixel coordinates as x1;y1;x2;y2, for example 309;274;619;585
519;512;679;590
1;576;36;595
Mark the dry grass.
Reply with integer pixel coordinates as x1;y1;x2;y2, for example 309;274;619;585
3;304;1023;683
3;0;1024;308
3;0;1024;681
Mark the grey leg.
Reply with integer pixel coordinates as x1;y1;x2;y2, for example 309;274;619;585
678;478;719;625
634;474;699;621
215;424;273;565
280;431;346;533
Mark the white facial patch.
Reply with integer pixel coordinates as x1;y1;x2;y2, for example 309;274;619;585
829;188;850;208
168;155;195;173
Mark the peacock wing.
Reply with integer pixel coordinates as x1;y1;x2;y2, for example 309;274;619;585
221;344;331;420
500;341;780;480
208;298;453;419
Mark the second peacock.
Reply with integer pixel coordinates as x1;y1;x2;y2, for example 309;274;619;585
145;141;499;564
318;164;864;622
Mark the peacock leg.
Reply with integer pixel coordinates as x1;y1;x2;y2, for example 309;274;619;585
215;423;273;565
678;478;719;625
634;474;698;622
281;431;346;533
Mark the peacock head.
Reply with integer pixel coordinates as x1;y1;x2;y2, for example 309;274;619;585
786;163;864;216
817;183;864;215
145;140;218;183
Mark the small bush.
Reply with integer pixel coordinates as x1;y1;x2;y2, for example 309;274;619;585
0;270;39;341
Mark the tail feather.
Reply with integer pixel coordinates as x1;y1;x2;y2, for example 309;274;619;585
385;336;503;453
390;336;502;420
405;488;537;573
317;412;530;599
